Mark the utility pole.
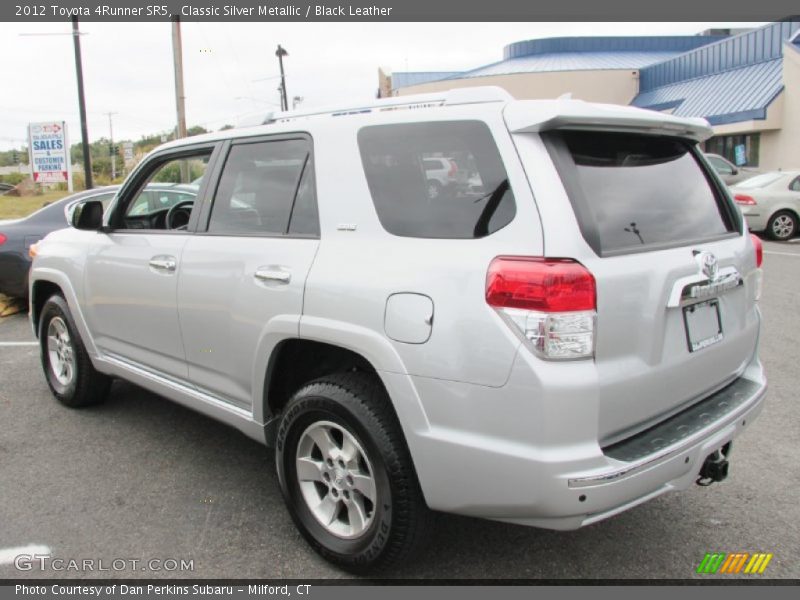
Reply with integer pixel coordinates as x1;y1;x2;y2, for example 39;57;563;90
171;16;189;182
106;111;117;180
72;17;92;189
275;45;288;111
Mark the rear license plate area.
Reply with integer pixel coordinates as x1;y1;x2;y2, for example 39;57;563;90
683;299;723;352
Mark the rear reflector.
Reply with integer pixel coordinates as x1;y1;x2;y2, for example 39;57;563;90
486;257;596;312
734;194;757;205
487;257;596;360
750;234;763;268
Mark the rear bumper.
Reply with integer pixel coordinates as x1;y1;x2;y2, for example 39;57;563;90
524;374;766;530
0;253;30;299
394;348;766;529
741;211;767;232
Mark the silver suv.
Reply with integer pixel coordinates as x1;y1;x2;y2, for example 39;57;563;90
29;87;766;572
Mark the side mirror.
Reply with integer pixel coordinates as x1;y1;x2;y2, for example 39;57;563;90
731;166;739;175
72;200;105;230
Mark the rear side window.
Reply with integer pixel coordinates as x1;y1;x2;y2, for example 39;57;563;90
209;138;316;236
357;121;516;239
547;131;736;255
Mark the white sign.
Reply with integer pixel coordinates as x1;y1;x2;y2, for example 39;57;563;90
123;141;134;161
28;121;72;190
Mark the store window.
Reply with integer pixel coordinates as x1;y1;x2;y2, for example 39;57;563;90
705;133;760;167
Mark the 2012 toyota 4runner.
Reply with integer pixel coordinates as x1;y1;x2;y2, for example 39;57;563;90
29;87;766;572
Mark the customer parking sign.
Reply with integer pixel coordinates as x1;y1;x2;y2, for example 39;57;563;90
28;121;72;188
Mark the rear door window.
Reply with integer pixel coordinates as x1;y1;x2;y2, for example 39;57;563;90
208;138;316;236
357;121;516;239
546;131;737;255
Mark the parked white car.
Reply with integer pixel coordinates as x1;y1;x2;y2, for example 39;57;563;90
731;170;800;240
29;88;766;572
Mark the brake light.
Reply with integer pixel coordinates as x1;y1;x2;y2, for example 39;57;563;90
486;257;595;312
0;233;6;246
750;234;763;268
487;257;596;360
447;160;458;177
734;194;757;205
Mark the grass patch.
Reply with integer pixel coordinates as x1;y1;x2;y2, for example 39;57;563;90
0;191;72;220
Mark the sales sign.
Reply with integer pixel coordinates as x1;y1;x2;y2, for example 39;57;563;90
28;121;71;184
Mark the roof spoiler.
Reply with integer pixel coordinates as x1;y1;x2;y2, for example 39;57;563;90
505;100;713;143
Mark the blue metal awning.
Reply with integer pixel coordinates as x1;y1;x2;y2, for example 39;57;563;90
631;59;784;126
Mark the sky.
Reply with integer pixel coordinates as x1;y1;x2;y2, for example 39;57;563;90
0;21;767;151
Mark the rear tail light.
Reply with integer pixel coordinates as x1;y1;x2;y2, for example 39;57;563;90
734;194;757;205
0;233;6;246
447;160;458;177
751;234;763;268
486;257;596;360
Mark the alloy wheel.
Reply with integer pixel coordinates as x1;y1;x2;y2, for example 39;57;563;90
295;420;377;539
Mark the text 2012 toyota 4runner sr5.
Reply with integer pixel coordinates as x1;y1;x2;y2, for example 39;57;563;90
30;87;766;572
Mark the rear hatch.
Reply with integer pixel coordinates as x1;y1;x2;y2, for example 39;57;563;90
506;104;760;444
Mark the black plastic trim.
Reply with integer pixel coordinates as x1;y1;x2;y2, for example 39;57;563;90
602;377;761;463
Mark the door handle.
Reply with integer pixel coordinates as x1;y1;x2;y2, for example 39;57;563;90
149;256;177;272
254;268;291;284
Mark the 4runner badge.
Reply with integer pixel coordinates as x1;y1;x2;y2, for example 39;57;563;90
695;251;719;281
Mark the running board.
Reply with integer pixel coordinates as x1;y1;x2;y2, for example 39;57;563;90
99;352;267;444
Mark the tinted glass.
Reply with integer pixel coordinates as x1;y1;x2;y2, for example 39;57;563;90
288;162;319;236
210;139;312;235
557;131;733;254
358;121;515;239
791;177;800;192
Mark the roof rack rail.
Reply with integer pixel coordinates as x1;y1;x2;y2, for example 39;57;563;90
238;86;513;127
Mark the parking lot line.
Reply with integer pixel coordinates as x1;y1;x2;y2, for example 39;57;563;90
0;341;37;347
764;250;800;257
0;544;51;566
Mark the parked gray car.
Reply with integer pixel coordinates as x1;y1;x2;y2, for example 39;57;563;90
703;153;760;185
28;87;766;572
732;170;800;240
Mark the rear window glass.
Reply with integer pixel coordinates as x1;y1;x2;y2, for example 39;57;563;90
357;121;515;239
551;131;735;255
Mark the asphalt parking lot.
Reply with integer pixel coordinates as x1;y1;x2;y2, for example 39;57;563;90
1;239;799;580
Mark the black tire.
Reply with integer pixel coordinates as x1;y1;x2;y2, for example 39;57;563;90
276;372;432;573
39;294;110;408
767;210;798;241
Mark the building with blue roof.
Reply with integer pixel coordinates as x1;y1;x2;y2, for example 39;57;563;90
384;21;800;170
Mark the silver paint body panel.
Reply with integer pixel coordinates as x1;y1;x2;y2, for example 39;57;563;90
30;91;766;528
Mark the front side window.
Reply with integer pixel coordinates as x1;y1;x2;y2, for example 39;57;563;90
357;121;516;239
116;153;209;230
208;138;316;236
